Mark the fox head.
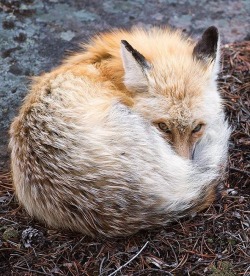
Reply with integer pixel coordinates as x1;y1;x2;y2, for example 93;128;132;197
120;26;222;159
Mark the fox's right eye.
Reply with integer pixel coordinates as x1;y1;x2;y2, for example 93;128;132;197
192;124;203;133
158;122;171;133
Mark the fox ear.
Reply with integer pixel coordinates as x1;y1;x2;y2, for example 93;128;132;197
121;40;151;92
193;26;220;76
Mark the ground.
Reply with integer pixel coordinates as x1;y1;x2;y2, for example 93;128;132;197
0;1;249;275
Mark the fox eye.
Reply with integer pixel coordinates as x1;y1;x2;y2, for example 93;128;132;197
158;122;171;133
192;124;203;133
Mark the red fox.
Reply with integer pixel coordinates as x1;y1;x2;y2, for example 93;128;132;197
9;26;230;237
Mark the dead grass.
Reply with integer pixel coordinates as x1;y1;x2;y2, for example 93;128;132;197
0;41;249;276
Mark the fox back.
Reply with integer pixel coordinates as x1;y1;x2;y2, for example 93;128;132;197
9;26;230;237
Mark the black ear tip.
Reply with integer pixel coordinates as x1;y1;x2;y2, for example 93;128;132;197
121;40;128;46
206;26;218;32
121;40;134;52
193;26;219;61
121;40;131;48
203;26;219;39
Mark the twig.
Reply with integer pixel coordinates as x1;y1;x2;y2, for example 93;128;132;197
132;268;174;276
243;265;250;276
230;167;250;175
108;241;149;276
13;266;51;275
184;250;216;259
99;257;106;275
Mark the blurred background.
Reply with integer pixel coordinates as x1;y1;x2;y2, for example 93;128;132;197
0;0;249;170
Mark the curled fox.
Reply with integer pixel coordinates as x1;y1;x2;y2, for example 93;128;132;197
10;26;230;237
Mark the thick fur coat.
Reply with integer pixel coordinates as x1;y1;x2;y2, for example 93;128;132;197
9;26;230;237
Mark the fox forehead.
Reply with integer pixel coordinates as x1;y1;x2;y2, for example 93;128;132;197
137;60;213;129
147;55;211;100
133;93;205;129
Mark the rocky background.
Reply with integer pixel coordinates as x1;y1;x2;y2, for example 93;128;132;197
0;0;250;170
